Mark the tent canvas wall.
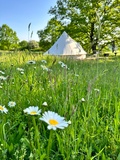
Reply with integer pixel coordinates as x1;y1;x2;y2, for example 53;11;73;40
44;31;87;59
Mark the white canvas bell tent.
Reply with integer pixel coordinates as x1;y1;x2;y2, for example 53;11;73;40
44;31;87;59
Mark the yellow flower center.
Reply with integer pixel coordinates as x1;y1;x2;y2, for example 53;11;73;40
30;111;37;115
49;119;59;126
0;106;4;110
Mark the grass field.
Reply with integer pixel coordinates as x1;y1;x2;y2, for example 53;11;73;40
0;51;120;160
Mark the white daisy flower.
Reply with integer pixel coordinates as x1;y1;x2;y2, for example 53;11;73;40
17;68;24;72
41;65;48;71
40;111;68;130
58;61;68;69
0;76;7;81
41;65;51;71
94;88;100;92
27;60;36;64
81;98;85;102
23;106;41;115
58;61;64;65
42;102;48;106
41;60;47;63
0;105;8;114
8;101;16;108
20;71;24;74
61;63;67;69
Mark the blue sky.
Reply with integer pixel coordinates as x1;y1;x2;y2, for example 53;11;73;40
0;0;57;41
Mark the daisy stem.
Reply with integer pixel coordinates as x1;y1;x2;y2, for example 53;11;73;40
47;130;53;160
32;116;41;156
0;115;8;148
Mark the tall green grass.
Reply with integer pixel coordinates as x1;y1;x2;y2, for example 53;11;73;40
0;51;120;159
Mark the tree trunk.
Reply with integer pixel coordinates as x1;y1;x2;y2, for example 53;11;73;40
90;22;97;54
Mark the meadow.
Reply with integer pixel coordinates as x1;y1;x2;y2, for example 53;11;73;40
0;51;120;160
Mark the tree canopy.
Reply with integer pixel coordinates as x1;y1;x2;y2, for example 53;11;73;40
19;40;28;50
28;40;39;50
38;0;120;54
37;18;65;51
0;24;19;50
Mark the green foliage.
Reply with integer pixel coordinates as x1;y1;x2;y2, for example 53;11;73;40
0;52;120;159
37;18;65;51
38;0;120;54
28;40;39;50
0;24;19;50
19;40;28;50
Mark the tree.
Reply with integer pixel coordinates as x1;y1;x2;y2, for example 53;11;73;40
19;40;28;50
37;18;65;51
48;0;120;54
0;24;19;50
28;40;39;50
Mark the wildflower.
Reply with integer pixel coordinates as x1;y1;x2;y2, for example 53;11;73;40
20;71;24;74
0;76;7;81
67;120;72;125
58;61;68;69
41;60;47;63
61;63;67;69
41;65;51;71
23;106;41;115
27;60;36;64
42;102;48;106
8;101;16;107
40;111;68;130
94;88;100;92
81;98;85;102
58;61;67;69
0;105;8;114
17;68;24;72
0;71;5;74
41;65;48;71
58;61;64;65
